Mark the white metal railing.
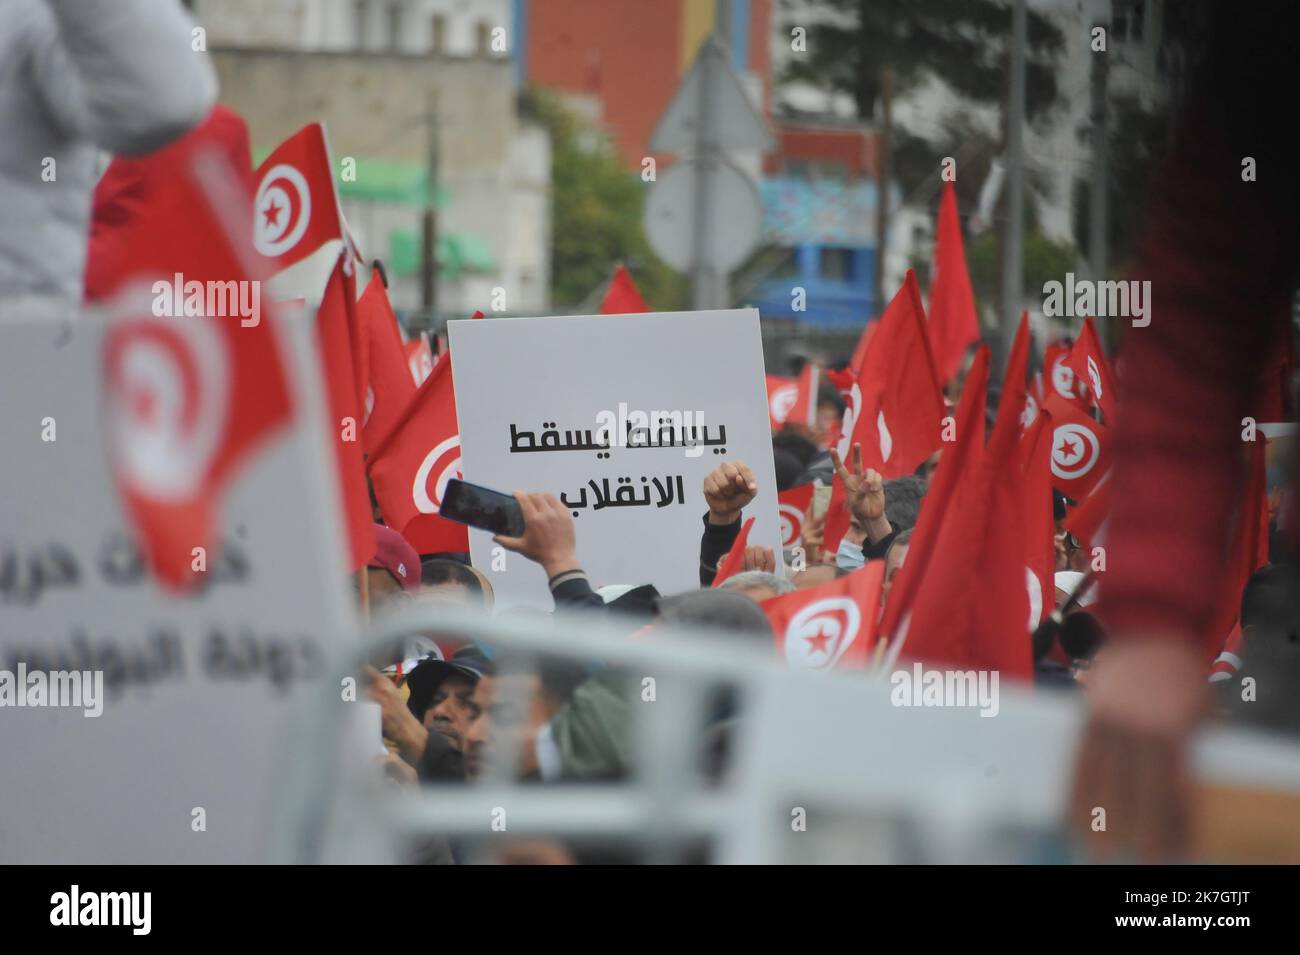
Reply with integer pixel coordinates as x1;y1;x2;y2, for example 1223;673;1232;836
270;602;1300;864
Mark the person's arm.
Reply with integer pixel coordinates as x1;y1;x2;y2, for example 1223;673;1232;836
699;513;742;586
366;667;427;765
699;461;757;586
548;568;603;611
36;0;217;155
494;492;603;611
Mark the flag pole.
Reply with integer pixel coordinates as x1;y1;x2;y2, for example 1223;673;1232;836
358;567;370;622
999;0;1027;375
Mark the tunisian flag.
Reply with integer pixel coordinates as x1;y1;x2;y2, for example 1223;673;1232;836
1021;408;1056;629
1043;392;1112;501
822;271;944;551
599;264;651;314
787;363;820;430
927;181;980;384
842;270;944;477
777;484;816;549
1044;339;1089;412
406;334;436;387
1063;316;1117;425
367;353;470;554
762;561;886;670
765;375;796;430
317;254;377;571
102;150;294;590
86;106;254;302
356;271;417;452
825;366;861;460
252;123;343;273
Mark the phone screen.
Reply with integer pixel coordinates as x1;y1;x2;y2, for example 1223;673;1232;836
439;479;525;537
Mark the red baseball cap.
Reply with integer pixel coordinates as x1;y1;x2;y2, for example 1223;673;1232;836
369;524;420;592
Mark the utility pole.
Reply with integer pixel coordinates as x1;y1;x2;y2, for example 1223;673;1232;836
1088;27;1110;350
999;0;1026;374
874;65;894;320
421;93;440;318
691;42;720;310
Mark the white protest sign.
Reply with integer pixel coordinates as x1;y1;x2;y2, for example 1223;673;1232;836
0;313;356;863
448;309;780;609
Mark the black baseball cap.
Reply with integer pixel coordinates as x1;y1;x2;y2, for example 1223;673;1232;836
405;647;492;722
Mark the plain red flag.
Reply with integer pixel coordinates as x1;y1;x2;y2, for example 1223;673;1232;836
878;346;989;644
927;181;980;384
252;123;343;273
885;335;1036;681
711;516;755;588
367;353;470;555
317;254;377;570
762;561;886;670
356;271;417;452
849;320;876;377
102;149;294;590
599;264;651;314
1204;439;1271;660
996;311;1032;446
1062;472;1111;553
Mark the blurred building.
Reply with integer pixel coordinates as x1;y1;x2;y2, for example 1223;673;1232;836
526;0;889;328
190;0;549;318
885;0;1183;295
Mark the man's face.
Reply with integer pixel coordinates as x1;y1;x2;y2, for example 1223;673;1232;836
462;673;539;780
419;581;472;606
424;674;478;752
815;402;841;444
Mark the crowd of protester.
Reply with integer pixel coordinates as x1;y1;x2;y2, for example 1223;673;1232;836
351;364;1299;861
5;0;1300;866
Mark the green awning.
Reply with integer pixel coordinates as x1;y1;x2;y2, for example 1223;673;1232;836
251;150;449;209
387;229;496;279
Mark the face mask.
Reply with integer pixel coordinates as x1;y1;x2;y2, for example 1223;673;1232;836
835;538;865;572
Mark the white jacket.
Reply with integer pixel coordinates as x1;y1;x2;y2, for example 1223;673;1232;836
0;0;216;312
